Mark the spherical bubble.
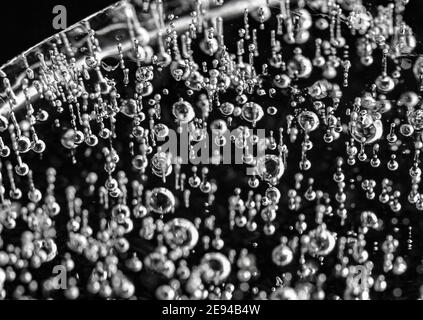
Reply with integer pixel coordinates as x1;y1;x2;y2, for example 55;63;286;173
111;204;131;222
170;59;191;81
295;9;312;30
28;189;42;203
327;115;338;127
61;129;77;149
301;260;319;278
261;206;276;222
154;123;169;139
135;66;154;82
132;154;148;170
350;115;383;144
214;135;227;147
374;98;392;114
265;187;281;203
398;91;419;109
74;130;85;145
323;64;337;79
217;73;231;91
172;100;195;123
267;106;277;115
200;37;219;56
272;243;293;267
298;111;320;132
185;71;204;91
400;123;414;136
250;5;271;22
44;239;58;262
273;74;291;89
315;17;329;30
151;152;172;178
287;53;313;78
356;37;373;58
0;146;10;158
308;80;329;99
136;81;153;97
148;187;175;214
296;30;311;44
163;218;199;251
144;252;175;278
360;211;379;229
155;52;172;68
155;284;176;300
257;155;285;182
210;119;228;135
241;102;264;124
307;226;336;256
361;92;377;110
393;257;407;275
132;125;145;138
133;204;148;219
200;252;231;285
375;75;395;93
31;139;45;153
270;287;298;300
85;134;98;147
361;55;374;66
413;56;423;80
17;136;31;153
85;56;98;68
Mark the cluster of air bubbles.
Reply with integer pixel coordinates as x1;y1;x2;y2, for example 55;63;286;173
0;0;422;300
